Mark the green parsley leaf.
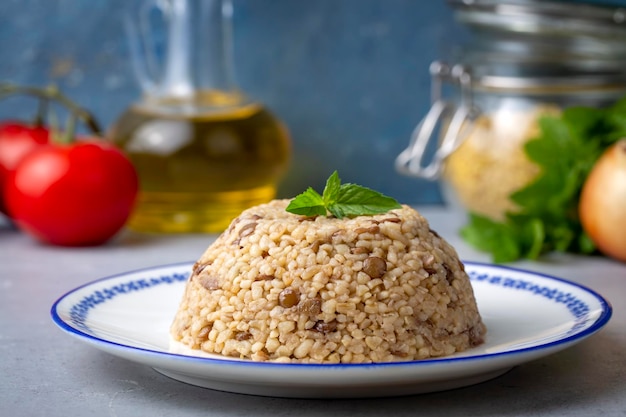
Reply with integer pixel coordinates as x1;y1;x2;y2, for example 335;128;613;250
460;214;522;263
286;171;401;218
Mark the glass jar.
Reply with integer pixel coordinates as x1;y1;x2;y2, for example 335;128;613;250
396;0;626;220
109;0;291;233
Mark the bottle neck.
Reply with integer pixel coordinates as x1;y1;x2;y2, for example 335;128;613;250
152;0;240;103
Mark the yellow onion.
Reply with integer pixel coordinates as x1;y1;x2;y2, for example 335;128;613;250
579;139;626;262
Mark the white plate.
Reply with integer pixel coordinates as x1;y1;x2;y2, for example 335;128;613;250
51;262;611;398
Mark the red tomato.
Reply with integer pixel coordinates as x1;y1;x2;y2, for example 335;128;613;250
0;122;50;214
5;140;138;246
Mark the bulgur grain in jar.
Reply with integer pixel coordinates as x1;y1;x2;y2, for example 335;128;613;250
443;102;561;220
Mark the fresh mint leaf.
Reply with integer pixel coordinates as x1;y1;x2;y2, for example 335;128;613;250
328;183;402;218
285;171;401;218
285;187;327;217
322;170;341;206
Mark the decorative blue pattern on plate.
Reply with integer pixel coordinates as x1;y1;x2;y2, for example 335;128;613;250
51;262;612;398
468;271;590;318
68;272;189;332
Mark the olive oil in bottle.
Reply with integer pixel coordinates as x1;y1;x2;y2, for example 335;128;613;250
110;96;290;233
115;0;291;232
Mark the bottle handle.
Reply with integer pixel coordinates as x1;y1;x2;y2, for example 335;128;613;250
126;0;194;97
125;0;166;95
395;62;480;180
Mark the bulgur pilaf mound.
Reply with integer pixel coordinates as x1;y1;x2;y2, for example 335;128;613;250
170;200;486;363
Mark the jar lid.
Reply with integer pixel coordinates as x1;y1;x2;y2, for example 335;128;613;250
448;0;626;39
447;0;626;87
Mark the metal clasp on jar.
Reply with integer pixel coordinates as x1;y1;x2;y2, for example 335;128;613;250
395;61;480;180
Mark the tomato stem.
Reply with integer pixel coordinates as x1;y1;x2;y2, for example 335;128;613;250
34;96;49;127
0;83;102;136
60;113;77;145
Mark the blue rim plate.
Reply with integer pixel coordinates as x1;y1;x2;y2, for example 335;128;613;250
51;261;612;398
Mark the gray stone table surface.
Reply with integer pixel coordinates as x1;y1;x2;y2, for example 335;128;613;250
1;207;625;417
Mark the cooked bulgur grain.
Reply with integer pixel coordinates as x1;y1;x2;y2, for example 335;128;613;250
170;200;486;363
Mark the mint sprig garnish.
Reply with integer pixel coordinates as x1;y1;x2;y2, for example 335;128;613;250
286;171;401;218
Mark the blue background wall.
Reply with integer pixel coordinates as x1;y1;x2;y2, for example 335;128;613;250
0;0;623;205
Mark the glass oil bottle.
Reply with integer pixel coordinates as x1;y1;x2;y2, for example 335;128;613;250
110;0;291;233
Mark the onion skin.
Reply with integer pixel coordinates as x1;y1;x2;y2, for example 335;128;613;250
579;139;626;262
